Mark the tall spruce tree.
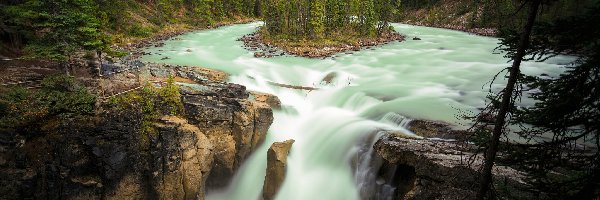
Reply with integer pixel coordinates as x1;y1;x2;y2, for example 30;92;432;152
476;0;541;199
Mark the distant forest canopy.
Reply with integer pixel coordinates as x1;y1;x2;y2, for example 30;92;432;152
263;0;401;39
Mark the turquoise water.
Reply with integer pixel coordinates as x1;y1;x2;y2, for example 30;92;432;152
142;22;574;200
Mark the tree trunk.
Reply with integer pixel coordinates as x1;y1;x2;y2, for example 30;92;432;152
475;0;541;199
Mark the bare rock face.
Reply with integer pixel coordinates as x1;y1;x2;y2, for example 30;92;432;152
152;116;214;200
372;133;528;200
182;89;274;188
138;63;276;188
263;140;295;200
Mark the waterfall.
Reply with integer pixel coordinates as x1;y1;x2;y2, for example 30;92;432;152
141;22;574;200
353;113;414;200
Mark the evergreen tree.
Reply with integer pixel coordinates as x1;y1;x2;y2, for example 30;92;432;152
499;3;600;198
3;0;109;60
192;0;215;25
476;0;541;198
359;0;377;36
308;0;325;38
262;0;397;39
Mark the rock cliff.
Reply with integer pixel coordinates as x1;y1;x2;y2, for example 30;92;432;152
0;62;276;199
371;132;530;199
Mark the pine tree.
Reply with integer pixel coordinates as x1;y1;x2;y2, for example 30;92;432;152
476;0;542;199
500;2;600;198
308;0;325;38
3;0;109;60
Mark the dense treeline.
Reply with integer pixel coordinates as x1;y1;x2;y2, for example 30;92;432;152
263;0;401;39
0;0;263;59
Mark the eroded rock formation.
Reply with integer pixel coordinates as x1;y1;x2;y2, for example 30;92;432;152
263;140;294;200
372;133;528;199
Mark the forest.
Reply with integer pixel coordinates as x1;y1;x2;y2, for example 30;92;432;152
0;0;599;199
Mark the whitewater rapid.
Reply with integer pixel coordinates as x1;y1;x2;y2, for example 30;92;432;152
142;22;573;200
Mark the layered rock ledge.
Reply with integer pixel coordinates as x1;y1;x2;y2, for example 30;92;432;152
370;127;533;200
0;60;277;199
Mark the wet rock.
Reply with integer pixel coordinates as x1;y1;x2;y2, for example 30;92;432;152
254;52;265;58
372;133;529;200
263;140;295;200
152;116;214;200
250;91;282;110
321;72;338;85
412;37;422;40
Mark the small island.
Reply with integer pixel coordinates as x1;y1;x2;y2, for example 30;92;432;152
241;0;405;58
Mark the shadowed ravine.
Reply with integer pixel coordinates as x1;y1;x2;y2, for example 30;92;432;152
142;22;574;200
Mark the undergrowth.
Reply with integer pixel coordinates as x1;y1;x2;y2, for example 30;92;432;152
108;76;183;147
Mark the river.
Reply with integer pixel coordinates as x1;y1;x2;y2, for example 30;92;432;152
142;22;573;200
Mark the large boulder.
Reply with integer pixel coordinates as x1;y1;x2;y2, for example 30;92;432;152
371;133;529;200
263;140;295;200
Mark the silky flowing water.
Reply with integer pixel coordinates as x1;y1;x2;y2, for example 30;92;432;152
142;22;573;200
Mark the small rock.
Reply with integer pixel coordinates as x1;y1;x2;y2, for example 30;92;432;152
254;52;265;58
413;37;422;40
126;73;136;79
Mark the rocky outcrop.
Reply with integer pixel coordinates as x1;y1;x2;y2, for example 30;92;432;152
263;140;295;200
151;116;214;200
371;133;529;199
0;62;276;199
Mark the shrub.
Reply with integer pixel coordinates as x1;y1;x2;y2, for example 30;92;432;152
108;76;182;146
0;75;96;133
